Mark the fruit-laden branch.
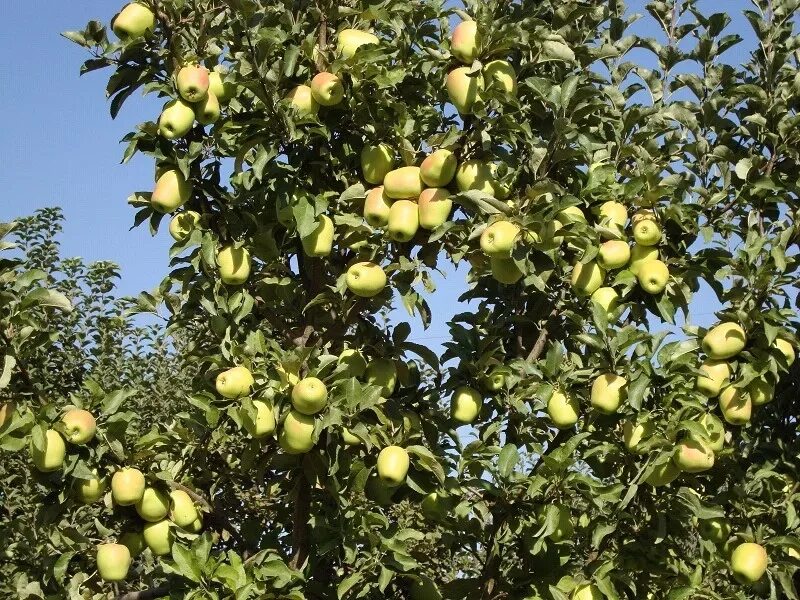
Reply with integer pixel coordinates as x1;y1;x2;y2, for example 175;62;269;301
526;307;559;362
116;585;170;600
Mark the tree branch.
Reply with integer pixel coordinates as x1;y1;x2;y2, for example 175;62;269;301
116;585;171;600
289;472;311;569
526;307;559;362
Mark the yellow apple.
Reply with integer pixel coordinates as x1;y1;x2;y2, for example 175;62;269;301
285;85;319;120
558;206;587;225
482;366;511;392
112;3;155;40
61;408;96;445
451;386;482;423
176;65;209;102
342;428;363;446
31;429;66;472
276;361;301;391
243;400;276;438
636;259;669;294
644;458;680;487
696;359;730;397
310;72;344;106
135;486;170;522
633;217;662;246
364;186;393;228
622;420;654;453
418;188;452;230
702;322;747;360
377;446;410;486
74;472;106;503
590;373;627;414
490;257;523;284
278;410;316;454
366;358;397;397
346;262;387;297
718;386;752;425
597;200;627;239
388;199;419;242
571;260;605;295
0;401;14;430
338;348;367;378
194;90;220;125
597;240;631;270
361;144;395;185
142;519;173;556
217;245;251;285
158;99;196;140
337;29;379;59
420;150;457;187
730;542;768;584
484;60;517;96
673;438;715;473
628;243;659;276
747;379;773;406
480;220;520;258
169;211;201;242
455;159;495;194
699;413;726;452
547;391;579;429
96;544;131;582
572;584;603;600
111;467;145;506
291;377;328;415
169;490;199;529
151;169;192;214
591;286;619;315
446;67;483;114
216;365;254;398
301;214;334;257
384;166;423;199
451;20;480;63
208;69;234;104
774;337;796;366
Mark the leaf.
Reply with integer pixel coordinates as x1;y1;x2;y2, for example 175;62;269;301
337;572;361;599
52;552;75;583
498;443;519;479
0;354;16;389
542;40;575;62
20;288;73;312
172;543;202;583
102;389;135;415
734;158;752;180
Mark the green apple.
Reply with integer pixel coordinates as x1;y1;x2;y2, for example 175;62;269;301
361;144;395;185
169;490;199;528
699;413;726;451
278;410;315;454
590;373;627;414
310;72;344;106
243;400;276;438
208;69;234;104
774;337;796;366
484;60;517;96
111;467;145;506
558;206;587;225
176;65;209;102
135;486;170;522
747;379;773;406
636;259;669;294
168;211;201;242
696;359;730;397
31;429;66;472
346;262;387;298
61;408;96;444
96;543;131;582
699;517;731;544
364;186;393;227
572;584;604;600
455;159;494;194
644;458;680;487
418;188;452;229
547;391;579;429
702;322;747;360
480;220;520;258
597;200;627;239
342;427;363;446
482;366;511;392
338;348;367;378
633;217;662;246
571;260;605;296
142;519;173;556
597;240;630;270
420;150;457;187
622;420;653;453
337;29;380;58
387;199;419;242
119;531;145;557
74;472;106;503
151;169;192;214
450;20;480;63
673;438;714;473
217;245;251;285
291;377;328;415
384;166;424;200
730;542;768;584
216;365;254;398
112;3;155;40
158;99;195;139
285;85;319;120
537;505;574;541
301;214;334;257
628;244;659;276
490;257;523;284
421;492;448;521
446;67;483;114
186;515;203;533
377;445;410;486
194;90;220;125
366;358;397;397
451;386;482;423
718;386;752;425
591;286;619;315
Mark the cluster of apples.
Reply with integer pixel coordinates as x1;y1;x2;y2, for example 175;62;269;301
29;408;97;473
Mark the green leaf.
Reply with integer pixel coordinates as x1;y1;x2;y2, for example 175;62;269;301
20;288;73;312
498;443;519;479
172;543;202;583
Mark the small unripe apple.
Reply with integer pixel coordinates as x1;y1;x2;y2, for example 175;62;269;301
597;200;627;239
699;413;726;451
136;486;170;522
216;365;254;398
366;358;397;397
420;150;457;187
572;583;603;600
547;391;579;429
480;220;520;258
455;159;495;195
31;429;66;472
590;373;627;414
483;60;517;96
730;542;768;584
377;445;410;486
450;20;480;63
702;322;747;360
451;386;482;423
699;517;731;544
292;377;328;415
111;468;146;505
74;472;106;503
194;91;221;125
346;262;387;298
673;437;715;472
169;490;199;529
278;410;316;454
284;85;319;120
591;286;619;316
338;348;367;378
636;259;669;294
696;359;730;398
384;166;424;200
490;257;523;284
208;69;234;104
119;531;145;557
481;366;511;392
151;169;192;214
622;420;653;453
446;67;483;114
388;199;419;242
310;72;344;106
644;458;680;487
774;337;796;366
718;386;752;425
418;188;452;230
176;65;209;102
747;379;773;406
112;3;155;40
597;240;630;270
337;29;379;59
158;99;196;139
633;217;662;246
364;187;393;227
571;260;605;296
96;543;131;582
217;245;251;285
142;519;173;556
61;409;96;444
628;243;659;276
301;215;334;257
361;144;395;185
169;211;201;242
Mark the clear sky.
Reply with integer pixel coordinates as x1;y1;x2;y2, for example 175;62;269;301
0;1;756;350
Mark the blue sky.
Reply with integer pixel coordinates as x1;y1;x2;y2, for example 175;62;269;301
0;1;757;350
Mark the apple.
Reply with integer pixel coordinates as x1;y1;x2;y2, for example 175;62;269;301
119;531;145;557
421;492;449;521
158;99;196;139
696;359;730;397
342;428;362;446
74;472;106;503
597;240;630;270
168;210;201;242
243;400;276;438
346;262;387;298
572;584;603;600
216;365;254;398
418;188;452;230
363;186;392;227
450;20;480;63
597;200;627;239
536;505;574;541
451;386;482;423
484;60;517;96
142;519;173;556
310;72;344;106
301;214;334;257
217;245;251;285
455;159;495;194
176;65;209;102
112;3;155;40
774;337;796;366
547;391;579;429
278;409;316;454
747;379;773;407
702;322;747;359
591;286;619;315
699;517;731;544
446;67;483;114
111;467;145;505
194;91;220;125
96;543;131;582
208;69;233;104
482;366;511;392
622;420;653;453
285;85;319;120
628;243;659;276
590;373;627;414
377;445;410;486
787;547;800;560
276;361;301;391
636;259;669;294
185;515;203;534
61;408;96;444
673;438;715;473
699;413;726;451
644;458;680;487
337;29;380;59
383;166;423;199
387;199;419;242
0;401;14;429
633;217;662;246
361;144;395;185
338;348;367;378
291;377;328;415
558;206;587;224
366;358;397;396
420;150;457;187
151;169;192;214
169;490;199;528
718;386;752;425
135;486;170;522
571;260;605;296
730;542;768;584
480;220;520;258
31;429;66;472
490;257;523;285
